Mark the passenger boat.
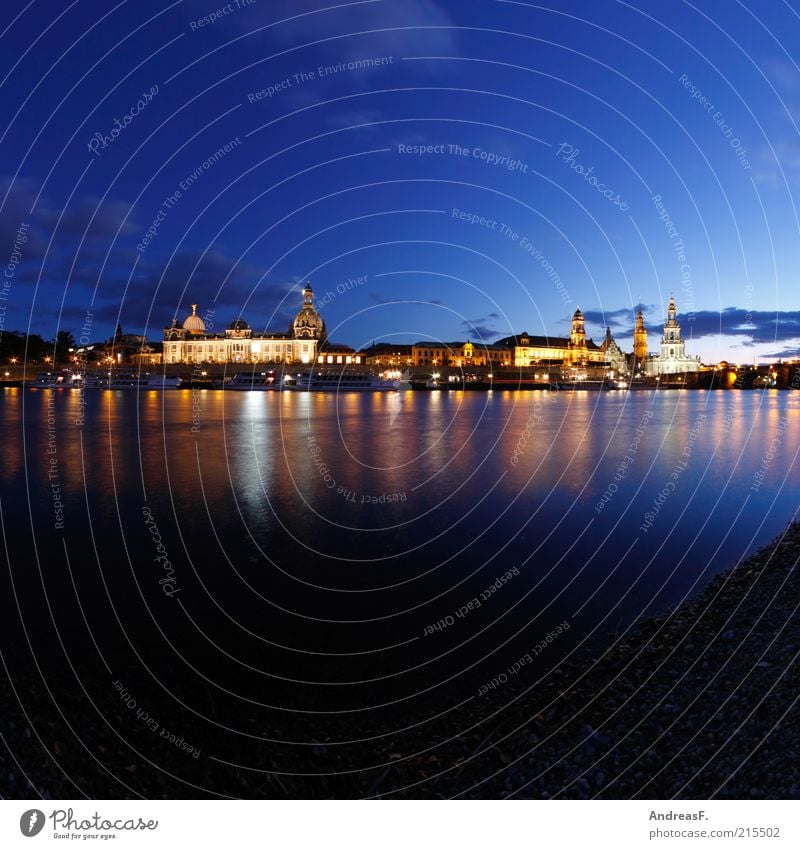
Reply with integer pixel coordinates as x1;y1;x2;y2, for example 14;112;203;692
30;369;77;388
289;371;399;392
224;371;297;390
79;371;182;389
225;372;273;390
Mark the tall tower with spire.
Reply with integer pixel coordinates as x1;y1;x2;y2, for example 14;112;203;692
633;305;648;366
660;294;685;361
645;293;699;376
568;307;587;362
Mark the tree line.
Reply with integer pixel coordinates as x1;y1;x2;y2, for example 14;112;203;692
0;329;76;363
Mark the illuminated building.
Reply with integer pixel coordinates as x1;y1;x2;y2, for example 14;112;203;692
496;309;608;367
633;305;648;367
411;340;513;367
645;295;700;376
162;284;324;365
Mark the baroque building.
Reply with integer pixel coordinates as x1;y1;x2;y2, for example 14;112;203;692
162;284;324;365
645;295;700;376
496;308;608;367
411;340;513;368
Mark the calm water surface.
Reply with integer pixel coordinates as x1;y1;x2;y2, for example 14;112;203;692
2;387;798;716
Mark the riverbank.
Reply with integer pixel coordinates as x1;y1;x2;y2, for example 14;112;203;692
1;521;798;799
386;519;800;799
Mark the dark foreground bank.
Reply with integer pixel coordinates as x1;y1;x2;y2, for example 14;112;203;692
2;521;799;800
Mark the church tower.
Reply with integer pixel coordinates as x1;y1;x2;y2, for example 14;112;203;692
659;294;685;362
633;305;648;366
568;307;587;362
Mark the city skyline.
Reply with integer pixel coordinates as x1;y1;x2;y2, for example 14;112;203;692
26;289;793;368
2;1;800;368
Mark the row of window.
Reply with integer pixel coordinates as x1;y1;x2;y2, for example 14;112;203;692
167;343;304;353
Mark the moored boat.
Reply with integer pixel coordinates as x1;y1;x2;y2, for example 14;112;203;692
79;371;182;389
224;372;273;391
289;371;398;391
30;369;77;388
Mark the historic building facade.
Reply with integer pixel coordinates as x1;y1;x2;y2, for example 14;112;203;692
411;340;513;368
162;284;324;365
496;308;608;367
601;326;628;374
645;295;700;376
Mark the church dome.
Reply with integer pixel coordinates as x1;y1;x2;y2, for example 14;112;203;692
572;307;584;318
292;284;325;339
227;318;250;331
182;304;205;334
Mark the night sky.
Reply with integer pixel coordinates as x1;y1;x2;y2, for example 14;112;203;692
2;0;800;363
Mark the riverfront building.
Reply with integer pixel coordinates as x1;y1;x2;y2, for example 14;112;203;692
411;340;513;368
496;308;609;367
162;285;324;365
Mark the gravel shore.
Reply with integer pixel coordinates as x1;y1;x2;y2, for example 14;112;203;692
2;521;799;799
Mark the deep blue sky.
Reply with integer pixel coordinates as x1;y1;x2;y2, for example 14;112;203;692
3;0;800;362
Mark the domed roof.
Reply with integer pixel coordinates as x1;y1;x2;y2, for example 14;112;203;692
573;307;583;318
183;304;205;334
292;285;325;339
227;318;250;331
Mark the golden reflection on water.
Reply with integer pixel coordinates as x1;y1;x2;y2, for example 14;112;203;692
3;389;798;540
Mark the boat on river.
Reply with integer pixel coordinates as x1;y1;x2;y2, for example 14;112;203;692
289;371;399;392
78;372;182;389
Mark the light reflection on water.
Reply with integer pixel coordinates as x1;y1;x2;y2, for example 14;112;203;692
2;387;798;703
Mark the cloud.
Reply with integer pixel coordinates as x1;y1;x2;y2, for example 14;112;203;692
460;313;503;340
584;304;800;346
762;345;800;359
39;197;138;239
678;308;800;343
